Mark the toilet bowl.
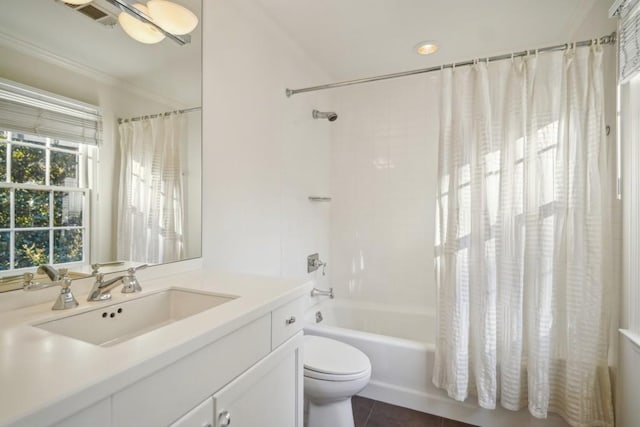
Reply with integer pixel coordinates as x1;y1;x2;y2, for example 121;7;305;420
303;335;371;427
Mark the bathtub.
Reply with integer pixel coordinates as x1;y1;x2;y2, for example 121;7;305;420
304;299;568;427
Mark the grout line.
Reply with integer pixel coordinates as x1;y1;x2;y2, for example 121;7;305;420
363;400;375;427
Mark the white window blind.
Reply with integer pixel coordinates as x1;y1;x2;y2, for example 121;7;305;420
0;78;102;145
614;0;640;82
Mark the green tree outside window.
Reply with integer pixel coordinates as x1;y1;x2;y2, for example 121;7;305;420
0;131;86;271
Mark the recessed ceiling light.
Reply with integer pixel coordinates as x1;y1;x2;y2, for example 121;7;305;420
415;41;439;55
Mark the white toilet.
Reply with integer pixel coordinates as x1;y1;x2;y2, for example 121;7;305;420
303;335;372;427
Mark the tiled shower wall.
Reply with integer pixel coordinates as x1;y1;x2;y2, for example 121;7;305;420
329;73;440;310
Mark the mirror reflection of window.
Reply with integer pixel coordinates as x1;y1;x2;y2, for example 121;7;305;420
0;78;100;278
0;133;98;292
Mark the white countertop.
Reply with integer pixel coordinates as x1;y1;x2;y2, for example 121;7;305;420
0;265;311;427
620;328;640;350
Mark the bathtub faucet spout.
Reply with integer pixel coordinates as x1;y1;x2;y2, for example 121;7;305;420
311;287;334;299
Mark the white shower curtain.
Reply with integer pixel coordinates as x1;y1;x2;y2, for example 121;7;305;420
116;114;185;264
433;45;614;426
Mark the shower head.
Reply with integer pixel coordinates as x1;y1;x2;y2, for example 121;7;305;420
312;109;338;122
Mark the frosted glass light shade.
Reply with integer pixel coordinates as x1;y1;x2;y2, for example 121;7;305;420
147;0;198;35
64;0;93;4
118;3;165;44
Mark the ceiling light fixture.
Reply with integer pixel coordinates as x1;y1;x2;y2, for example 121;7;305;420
118;3;165;44
147;0;198;35
102;0;198;45
415;41;439;55
64;0;93;4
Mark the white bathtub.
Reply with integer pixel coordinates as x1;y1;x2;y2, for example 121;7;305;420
304;299;568;427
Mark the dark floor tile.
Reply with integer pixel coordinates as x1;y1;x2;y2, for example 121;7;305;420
366;401;443;427
442;419;478;427
352;396;375;427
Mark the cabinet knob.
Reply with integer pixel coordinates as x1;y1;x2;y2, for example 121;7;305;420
285;316;296;325
218;410;231;426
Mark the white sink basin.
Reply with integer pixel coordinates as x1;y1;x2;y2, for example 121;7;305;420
34;288;237;346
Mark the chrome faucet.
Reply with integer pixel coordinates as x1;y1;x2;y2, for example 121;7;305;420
37;264;63;281
310;287;334;299
87;264;147;302
23;265;79;310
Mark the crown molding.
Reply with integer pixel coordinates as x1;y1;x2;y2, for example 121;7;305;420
0;30;187;109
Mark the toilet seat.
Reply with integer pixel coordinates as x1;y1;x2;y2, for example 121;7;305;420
303;335;371;382
304;367;370;382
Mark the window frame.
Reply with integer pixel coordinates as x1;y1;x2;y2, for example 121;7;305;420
0;130;91;283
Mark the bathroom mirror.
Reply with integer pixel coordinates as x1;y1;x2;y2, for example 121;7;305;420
0;0;202;291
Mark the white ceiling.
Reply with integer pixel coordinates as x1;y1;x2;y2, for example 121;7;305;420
252;0;603;82
0;0;607;101
0;0;202;107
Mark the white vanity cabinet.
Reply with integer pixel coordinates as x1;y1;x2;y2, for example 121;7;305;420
51;294;305;427
213;332;303;427
111;314;272;427
170;398;214;427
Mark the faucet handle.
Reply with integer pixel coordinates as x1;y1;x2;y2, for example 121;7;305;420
91;261;125;275
23;273;78;310
22;272;39;290
92;261;122;275
52;278;78;310
23;272;57;291
122;264;146;294
128;264;148;274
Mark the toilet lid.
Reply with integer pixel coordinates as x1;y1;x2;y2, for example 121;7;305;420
303;335;371;377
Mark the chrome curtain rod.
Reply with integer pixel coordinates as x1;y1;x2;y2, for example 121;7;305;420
286;32;617;97
118;106;201;124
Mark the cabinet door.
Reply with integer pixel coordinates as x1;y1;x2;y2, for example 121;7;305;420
213;332;303;427
170;398;213;427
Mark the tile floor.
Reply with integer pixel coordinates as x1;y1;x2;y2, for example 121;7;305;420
352;396;478;427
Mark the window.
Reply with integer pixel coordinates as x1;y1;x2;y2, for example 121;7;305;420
0;129;88;272
435;121;559;256
0;78;100;291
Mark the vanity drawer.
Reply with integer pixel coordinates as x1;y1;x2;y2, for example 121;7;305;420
271;296;304;349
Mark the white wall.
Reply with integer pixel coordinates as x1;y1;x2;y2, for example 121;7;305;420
202;0;332;287
618;37;640;427
329;74;440;309
183;112;202;260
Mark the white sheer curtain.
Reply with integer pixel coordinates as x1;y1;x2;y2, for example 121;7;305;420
433;45;614;426
116;114;185;264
